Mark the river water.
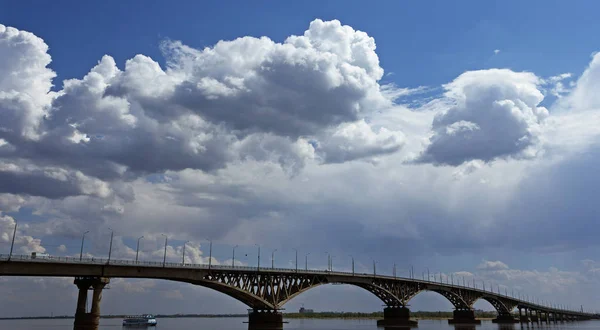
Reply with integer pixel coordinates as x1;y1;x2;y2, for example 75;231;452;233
0;318;599;330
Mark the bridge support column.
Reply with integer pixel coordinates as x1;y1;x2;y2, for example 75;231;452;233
492;313;518;324
448;309;481;325
73;277;109;330
376;306;418;327
530;309;538;324
247;309;284;330
519;308;530;324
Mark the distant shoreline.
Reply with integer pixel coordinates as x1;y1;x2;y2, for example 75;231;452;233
0;311;499;321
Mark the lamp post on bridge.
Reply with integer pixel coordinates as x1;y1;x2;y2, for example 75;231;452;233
271;249;277;269
324;252;332;271
427;268;430;282
79;230;89;261
135;236;144;263
373;260;377;276
255;244;260;271
305;252;310;270
182;240;189;265
232;245;238;267
393;263;396;278
206;239;213;269
292;248;298;272
8;220;17;261
348;255;354;275
107;227;114;264
161;234;168;267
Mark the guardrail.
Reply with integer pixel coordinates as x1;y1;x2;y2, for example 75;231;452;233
0;254;594;316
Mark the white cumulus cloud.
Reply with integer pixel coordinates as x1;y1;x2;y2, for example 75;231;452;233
417;69;549;166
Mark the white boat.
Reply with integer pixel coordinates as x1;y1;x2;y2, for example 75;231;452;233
122;314;157;327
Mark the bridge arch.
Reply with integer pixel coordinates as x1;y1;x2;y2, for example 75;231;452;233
474;294;517;315
277;281;403;308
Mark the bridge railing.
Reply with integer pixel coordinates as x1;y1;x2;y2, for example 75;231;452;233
0;254;593;316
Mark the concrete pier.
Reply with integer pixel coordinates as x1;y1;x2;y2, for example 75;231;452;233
247;309;284;330
492;313;518;323
376;306;418;327
448;310;481;325
73;277;110;330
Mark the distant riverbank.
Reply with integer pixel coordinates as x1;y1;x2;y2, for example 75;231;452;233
0;311;499;321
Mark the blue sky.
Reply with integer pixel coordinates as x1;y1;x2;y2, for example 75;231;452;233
3;1;599;88
1;0;600;317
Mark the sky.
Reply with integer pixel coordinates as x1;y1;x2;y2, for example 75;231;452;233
1;0;600;317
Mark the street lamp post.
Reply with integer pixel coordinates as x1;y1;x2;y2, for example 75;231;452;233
232;245;238;267
107;228;114;264
393;263;397;278
135;236;144;263
161;234;168;267
427;267;430;282
271;249;277;269
373;260;377;276
206;239;213;269
255;244;260;271
348;255;354;275
8;220;17;261
292;248;298;272
182;241;189;265
305;253;310;270
79;231;89;261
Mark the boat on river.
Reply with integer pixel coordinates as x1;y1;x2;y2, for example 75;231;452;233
122;314;157;327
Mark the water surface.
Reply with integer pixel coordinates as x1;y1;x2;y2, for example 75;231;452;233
0;318;598;330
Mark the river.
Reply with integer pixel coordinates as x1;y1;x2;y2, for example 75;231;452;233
0;318;599;330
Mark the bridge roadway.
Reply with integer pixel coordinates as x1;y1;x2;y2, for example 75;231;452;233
0;255;597;329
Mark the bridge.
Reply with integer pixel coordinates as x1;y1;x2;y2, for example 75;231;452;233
0;254;596;330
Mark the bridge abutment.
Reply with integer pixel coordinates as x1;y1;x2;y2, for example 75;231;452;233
447;309;481;325
247;309;284;330
73;277;109;330
376;306;418;327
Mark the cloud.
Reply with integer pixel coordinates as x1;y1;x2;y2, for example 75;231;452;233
316;120;405;164
165;18;388;137
380;84;429;101
477;260;509;271
0;20;402;201
558;53;600;111
0;214;47;254
452;159;484;180
417;69;549;166
494;49;500;55
0;24;55;142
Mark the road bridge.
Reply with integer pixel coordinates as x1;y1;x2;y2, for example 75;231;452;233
0;255;596;329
